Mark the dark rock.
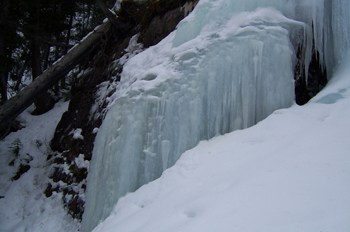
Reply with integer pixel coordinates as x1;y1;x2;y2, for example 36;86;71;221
67;196;85;220
69;164;88;183
50;111;74;152
295;49;327;105
140;7;185;48
32;92;56;115
0;119;25;140
139;0;198;47
51;167;73;185
53;157;65;164
11;164;30;181
44;183;53;197
46;154;53;161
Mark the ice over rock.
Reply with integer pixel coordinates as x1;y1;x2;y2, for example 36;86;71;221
82;0;350;231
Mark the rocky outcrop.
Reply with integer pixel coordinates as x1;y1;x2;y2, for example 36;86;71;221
295;47;328;105
139;0;198;47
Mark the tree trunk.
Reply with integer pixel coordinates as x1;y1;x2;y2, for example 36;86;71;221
60;13;75;90
0;0;10;103
42;43;50;71
31;38;55;115
30;5;56;115
0;34;7;102
0;21;112;134
14;62;27;92
0;35;7;102
0;61;7;103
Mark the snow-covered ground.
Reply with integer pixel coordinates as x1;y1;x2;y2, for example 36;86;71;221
2;62;349;232
92;59;350;232
1;42;350;232
0;101;79;232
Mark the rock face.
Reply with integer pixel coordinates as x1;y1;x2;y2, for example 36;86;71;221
140;1;198;47
47;0;199;221
295;49;328;105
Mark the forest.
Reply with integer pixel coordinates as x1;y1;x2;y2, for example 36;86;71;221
0;0;115;112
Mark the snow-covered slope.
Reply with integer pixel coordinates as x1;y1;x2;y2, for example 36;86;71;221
92;55;350;232
0;102;79;232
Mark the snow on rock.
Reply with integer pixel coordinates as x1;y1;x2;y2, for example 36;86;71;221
70;128;84;140
75;154;90;170
117;34;144;66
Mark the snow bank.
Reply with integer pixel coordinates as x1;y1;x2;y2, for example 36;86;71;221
92;53;350;232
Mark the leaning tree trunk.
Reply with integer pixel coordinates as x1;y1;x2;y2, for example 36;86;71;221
0;21;112;135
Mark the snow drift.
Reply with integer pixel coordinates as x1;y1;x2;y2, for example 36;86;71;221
92;54;350;232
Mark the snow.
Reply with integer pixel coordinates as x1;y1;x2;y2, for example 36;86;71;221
75;154;89;170
117;34;144;66
92;56;350;232
0;101;79;232
82;0;350;231
70;128;84;140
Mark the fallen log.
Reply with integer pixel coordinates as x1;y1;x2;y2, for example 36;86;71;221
0;21;111;134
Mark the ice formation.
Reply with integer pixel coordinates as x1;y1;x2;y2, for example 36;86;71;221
82;0;350;231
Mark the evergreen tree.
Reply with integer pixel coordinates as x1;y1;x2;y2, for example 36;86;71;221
0;0;115;106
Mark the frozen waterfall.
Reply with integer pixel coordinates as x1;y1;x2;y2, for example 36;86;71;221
82;0;350;231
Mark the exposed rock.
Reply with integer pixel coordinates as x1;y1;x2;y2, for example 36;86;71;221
295;48;327;105
0;119;25;140
140;7;187;47
51;167;73;184
139;0;199;47
32;92;56;115
66;196;85;219
11;164;30;181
